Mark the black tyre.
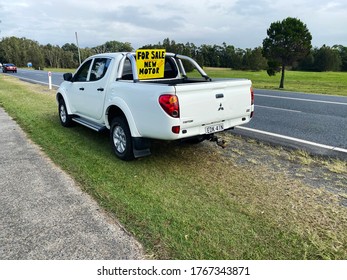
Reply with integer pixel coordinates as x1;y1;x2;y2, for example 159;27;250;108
110;117;134;161
58;99;73;127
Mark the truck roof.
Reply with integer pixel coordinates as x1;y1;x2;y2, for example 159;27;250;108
88;52;125;59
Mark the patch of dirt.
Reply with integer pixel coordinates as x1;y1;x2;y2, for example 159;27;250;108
219;132;347;205
201;132;347;258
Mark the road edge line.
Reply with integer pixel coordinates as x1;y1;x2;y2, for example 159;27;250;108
236;126;347;154
18;77;60;88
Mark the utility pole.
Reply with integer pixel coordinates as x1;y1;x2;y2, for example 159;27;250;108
75;31;81;65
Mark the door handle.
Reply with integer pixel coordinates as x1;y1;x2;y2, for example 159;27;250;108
97;88;104;92
79;87;84;91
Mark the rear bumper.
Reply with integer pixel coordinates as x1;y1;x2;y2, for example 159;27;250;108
148;115;253;141
180;116;252;138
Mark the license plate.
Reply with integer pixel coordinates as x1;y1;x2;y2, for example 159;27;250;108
205;123;224;134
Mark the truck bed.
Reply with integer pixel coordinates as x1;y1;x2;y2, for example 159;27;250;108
139;77;248;86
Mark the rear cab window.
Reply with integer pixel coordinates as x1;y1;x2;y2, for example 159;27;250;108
120;57;179;81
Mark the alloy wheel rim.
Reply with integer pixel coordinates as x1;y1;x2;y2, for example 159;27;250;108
113;126;126;153
60;105;66;123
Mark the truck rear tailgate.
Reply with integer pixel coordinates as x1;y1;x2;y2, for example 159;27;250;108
175;78;253;135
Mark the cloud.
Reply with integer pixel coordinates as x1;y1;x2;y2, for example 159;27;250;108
1;0;346;49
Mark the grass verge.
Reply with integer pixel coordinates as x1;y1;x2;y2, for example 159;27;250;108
0;75;346;259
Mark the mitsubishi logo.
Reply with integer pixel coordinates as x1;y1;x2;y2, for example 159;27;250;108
218;103;224;111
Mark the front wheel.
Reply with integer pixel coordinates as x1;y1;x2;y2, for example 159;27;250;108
110;117;134;161
58;99;73;127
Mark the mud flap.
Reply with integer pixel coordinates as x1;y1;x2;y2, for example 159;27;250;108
132;138;151;158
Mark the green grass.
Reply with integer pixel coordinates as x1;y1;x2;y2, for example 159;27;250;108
193;68;347;96
46;67;77;73
1;76;347;260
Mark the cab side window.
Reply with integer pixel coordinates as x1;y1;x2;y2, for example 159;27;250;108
90;58;111;81
121;58;133;80
73;59;92;82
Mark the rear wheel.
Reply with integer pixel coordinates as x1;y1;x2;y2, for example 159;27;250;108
110;117;134;161
58;99;73;127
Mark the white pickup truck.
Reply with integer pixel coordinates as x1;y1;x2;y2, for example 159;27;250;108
56;52;254;160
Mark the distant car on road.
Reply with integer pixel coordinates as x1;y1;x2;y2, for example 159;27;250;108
2;63;17;73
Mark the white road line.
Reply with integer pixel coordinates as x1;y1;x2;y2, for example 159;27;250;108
237;126;347;154
17;76;60;88
255;105;302;113
256;94;347;106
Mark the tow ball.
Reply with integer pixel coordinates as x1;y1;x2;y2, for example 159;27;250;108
209;135;226;148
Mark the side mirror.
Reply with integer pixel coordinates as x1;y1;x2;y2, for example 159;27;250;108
63;73;73;81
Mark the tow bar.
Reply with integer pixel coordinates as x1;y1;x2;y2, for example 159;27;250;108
209;135;226;148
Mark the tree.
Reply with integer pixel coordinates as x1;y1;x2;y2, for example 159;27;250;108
43;44;61;68
294;51;315;71
314;45;341;71
201;45;216;67
0;37;22;65
333;45;347;71
60;43;78;67
0;36;44;68
92;40;133;53
262;17;312;88
242;47;267;71
26;40;45;70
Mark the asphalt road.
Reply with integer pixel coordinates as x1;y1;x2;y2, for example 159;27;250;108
5;69;347;157
0;107;143;259
249;89;347;149
11;68;64;87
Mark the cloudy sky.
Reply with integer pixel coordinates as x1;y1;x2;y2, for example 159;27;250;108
1;0;346;49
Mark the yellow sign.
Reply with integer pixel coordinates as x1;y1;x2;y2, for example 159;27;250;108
136;49;166;79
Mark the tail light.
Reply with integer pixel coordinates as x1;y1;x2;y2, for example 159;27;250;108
171;126;180;134
250;87;254;118
251;87;254;105
159;94;180;118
